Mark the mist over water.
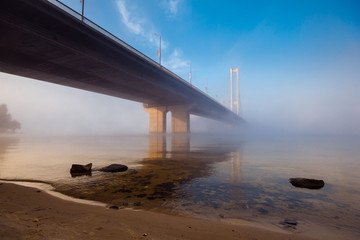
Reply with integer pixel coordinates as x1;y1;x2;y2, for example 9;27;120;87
1;70;360;136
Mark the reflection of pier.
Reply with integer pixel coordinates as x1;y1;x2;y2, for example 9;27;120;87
148;134;167;158
231;151;241;184
147;134;190;159
171;134;190;158
147;133;243;187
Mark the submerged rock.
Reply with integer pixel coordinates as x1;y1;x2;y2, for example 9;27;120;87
109;205;119;210
70;172;92;178
280;218;298;230
283;219;298;226
70;163;92;174
289;178;325;189
99;164;128;173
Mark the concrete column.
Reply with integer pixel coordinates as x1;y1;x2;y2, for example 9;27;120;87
169;105;192;133
143;105;167;133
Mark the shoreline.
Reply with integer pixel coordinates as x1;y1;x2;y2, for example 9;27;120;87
0;182;313;240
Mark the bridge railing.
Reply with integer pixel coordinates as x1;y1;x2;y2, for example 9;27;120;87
46;0;230;111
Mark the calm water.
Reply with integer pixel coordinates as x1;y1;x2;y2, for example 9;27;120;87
0;134;359;239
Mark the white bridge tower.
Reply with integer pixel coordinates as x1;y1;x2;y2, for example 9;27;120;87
230;67;241;116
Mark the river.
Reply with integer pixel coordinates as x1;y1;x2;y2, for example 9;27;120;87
0;133;359;239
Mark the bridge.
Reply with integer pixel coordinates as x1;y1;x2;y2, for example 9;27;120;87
0;0;243;133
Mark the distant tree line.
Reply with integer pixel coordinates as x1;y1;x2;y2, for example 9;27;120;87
0;104;21;133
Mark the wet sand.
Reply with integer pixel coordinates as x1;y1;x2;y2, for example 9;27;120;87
0;182;312;240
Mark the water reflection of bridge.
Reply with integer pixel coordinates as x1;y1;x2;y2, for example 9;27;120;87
231;151;241;184
144;134;243;216
147;134;241;184
148;134;190;159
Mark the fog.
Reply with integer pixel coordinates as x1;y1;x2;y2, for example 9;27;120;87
0;73;226;135
1;69;359;136
0;73;148;135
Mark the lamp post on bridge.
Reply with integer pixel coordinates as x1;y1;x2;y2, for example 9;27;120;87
80;0;85;22
187;62;192;85
205;78;208;94
154;33;161;65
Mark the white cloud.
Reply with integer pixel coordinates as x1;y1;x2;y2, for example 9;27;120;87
163;48;188;73
168;0;181;14
115;1;186;70
159;0;183;17
115;0;168;51
116;0;143;35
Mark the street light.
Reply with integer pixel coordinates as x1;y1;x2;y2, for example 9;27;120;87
187;62;192;84
154;33;161;65
80;0;85;22
205;78;208;94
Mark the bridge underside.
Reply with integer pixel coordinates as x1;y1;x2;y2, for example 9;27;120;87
0;0;244;133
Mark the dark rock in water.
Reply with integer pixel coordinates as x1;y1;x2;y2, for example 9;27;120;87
289;178;325;189
70;163;92;177
71;172;92;178
280;218;298;230
284;219;298;226
99;164;128;173
70;163;92;173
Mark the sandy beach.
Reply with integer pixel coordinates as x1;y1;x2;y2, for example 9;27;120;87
0;182;313;240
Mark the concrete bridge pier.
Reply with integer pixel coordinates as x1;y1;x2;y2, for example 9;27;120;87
143;105;167;133
144;104;192;133
168;105;192;133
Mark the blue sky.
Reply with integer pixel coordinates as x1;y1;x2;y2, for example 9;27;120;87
1;0;359;135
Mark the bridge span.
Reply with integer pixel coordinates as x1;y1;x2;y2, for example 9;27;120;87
0;0;243;133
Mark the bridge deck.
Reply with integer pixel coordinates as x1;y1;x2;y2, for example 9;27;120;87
0;0;243;124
